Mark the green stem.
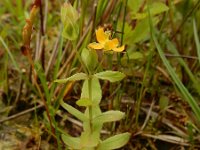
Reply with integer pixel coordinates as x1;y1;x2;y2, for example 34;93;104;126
88;76;93;133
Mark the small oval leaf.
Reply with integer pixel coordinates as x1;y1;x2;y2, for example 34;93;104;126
159;95;169;110
76;98;92;107
81;78;102;105
61;134;81;149
97;133;131;150
93;110;125;124
55;73;88;83
94;71;125;82
60;100;88;122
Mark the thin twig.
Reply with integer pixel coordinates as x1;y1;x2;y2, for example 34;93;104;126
142;133;189;146
141;107;188;137
165;53;198;60
155;65;170;81
141;100;155;130
0;104;44;123
14;74;23;105
45;31;61;76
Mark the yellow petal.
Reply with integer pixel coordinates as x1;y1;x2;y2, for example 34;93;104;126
88;42;104;49
113;45;125;52
104;38;119;50
96;27;108;44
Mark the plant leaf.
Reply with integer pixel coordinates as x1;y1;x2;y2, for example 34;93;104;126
132;2;169;20
118;17;158;45
94;71;125;82
61;134;81;149
121;51;144;65
76;98;92;107
97;133;131;150
55;72;88;83
80;130;99;148
132;17;159;44
60;100;88;122
93;110;125;124
149;2;169;16
128;0;143;14
159;95;169;110
81;77;102;105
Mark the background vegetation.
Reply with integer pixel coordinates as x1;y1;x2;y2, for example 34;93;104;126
0;0;200;149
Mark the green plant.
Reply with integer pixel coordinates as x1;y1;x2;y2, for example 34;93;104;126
55;2;130;149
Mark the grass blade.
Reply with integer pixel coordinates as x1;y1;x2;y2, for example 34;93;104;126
148;9;200;122
193;18;200;64
0;36;20;72
166;40;200;94
152;31;200;122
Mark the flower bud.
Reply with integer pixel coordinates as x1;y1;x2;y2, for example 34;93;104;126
81;48;98;72
61;2;79;40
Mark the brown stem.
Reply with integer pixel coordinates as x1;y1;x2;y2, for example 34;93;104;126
38;0;45;69
22;0;56;140
27;50;56;138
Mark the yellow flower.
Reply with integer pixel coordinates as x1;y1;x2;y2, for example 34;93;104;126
88;27;125;52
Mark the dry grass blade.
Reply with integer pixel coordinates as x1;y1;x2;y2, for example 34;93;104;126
142;133;189;146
